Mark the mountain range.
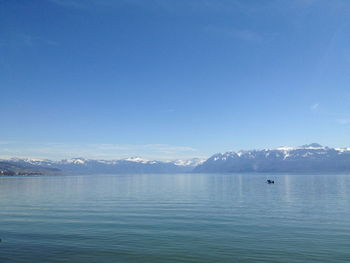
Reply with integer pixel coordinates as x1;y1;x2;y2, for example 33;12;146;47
0;157;204;175
1;144;350;175
194;143;350;173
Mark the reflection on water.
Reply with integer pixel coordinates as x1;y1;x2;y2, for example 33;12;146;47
0;173;350;262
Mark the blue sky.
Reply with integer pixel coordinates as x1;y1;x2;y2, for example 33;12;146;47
1;0;350;160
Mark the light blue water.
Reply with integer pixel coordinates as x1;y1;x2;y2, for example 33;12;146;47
0;173;349;263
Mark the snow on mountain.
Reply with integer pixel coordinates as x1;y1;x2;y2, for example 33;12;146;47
335;147;350;153
0;158;61;175
174;158;205;166
61;158;87;164
4;143;350;174
206;144;338;162
124;157;150;164
3;156;203;174
7;157;58;167
195;144;350;173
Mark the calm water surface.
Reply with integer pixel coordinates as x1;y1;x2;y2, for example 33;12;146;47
0;173;349;262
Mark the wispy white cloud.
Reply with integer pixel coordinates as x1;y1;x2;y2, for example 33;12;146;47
0;141;17;145
205;26;264;43
0;142;201;160
47;0;350;12
337;119;350;125
47;0;137;9
310;103;319;112
47;0;84;8
163;109;175;113
1;33;59;48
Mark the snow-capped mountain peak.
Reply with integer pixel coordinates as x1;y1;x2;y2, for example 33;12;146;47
124;157;150;164
195;144;350;173
173;158;205;166
300;143;324;149
1;156;204;174
276;146;296;151
335;147;350;153
62;158;87;164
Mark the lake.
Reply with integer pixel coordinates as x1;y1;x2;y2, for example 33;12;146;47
0;173;349;262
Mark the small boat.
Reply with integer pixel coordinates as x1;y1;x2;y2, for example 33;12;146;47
267;179;274;184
